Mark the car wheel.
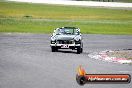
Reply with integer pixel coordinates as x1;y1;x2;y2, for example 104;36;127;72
51;46;56;52
80;43;83;53
77;46;81;54
56;47;58;52
80;48;83;53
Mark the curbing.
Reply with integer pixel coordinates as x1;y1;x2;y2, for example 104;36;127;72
88;50;132;64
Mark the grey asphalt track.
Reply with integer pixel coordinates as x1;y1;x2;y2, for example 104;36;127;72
0;33;132;88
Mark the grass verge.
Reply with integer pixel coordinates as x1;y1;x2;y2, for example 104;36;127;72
0;1;132;34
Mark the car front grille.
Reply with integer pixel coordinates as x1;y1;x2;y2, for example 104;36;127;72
57;40;74;44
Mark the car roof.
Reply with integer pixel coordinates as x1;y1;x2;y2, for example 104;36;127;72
60;27;78;29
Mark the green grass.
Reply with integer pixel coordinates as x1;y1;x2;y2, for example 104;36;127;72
0;1;132;34
1;18;131;34
113;0;132;2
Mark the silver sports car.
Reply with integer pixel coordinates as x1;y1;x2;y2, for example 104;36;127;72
50;27;83;54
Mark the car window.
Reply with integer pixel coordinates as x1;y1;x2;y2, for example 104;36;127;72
56;28;79;35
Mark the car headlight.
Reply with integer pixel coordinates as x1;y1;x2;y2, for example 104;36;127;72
51;36;56;41
51;36;56;44
74;36;80;41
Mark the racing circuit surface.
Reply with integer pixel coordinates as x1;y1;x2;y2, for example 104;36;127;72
0;34;132;88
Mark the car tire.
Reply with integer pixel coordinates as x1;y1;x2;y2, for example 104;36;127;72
80;43;83;53
77;46;81;54
56;47;58;52
51;46;56;52
80;48;83;53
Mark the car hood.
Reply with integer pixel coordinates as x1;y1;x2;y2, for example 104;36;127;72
55;35;77;40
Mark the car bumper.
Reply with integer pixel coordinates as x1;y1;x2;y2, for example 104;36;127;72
50;43;80;48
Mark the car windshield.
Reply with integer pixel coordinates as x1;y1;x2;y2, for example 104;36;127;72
56;28;79;35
